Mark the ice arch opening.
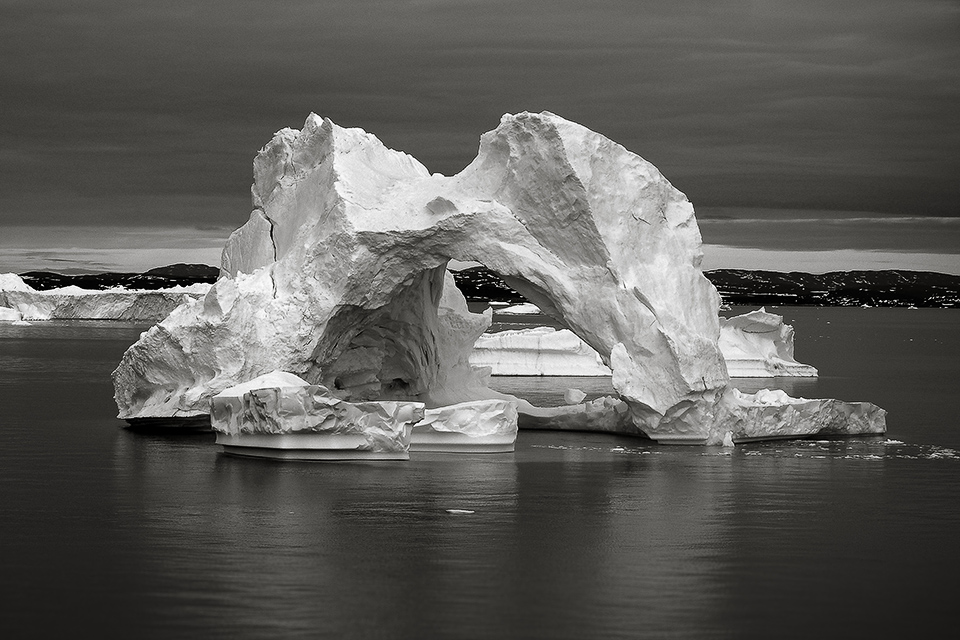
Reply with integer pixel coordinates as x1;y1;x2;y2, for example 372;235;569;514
113;111;884;443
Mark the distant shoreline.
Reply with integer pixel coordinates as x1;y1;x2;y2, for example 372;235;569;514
12;263;956;309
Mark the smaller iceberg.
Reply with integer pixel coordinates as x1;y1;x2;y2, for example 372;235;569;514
719;308;817;377
211;371;423;460
210;370;519;459
412;399;518;452
471;308;817;378
496;302;543;315
472;327;613;376
0;273;211;322
0;306;23;322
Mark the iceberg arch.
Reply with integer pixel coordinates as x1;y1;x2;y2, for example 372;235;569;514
113;112;884;443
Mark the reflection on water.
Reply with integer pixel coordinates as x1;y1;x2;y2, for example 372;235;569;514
1;310;959;638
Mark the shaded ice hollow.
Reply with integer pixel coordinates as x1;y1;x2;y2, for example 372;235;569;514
112;111;884;444
470;307;818;377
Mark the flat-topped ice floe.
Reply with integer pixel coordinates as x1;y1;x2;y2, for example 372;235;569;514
210;371;518;458
472;327;613;376
496;302;543;315
471;308;817;378
114;111;884;445
411;399;518;452
211;371;424;460
0;273;211;322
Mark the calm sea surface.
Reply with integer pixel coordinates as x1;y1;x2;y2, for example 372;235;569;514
1;308;958;639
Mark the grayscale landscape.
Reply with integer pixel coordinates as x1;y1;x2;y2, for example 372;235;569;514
1;2;957;639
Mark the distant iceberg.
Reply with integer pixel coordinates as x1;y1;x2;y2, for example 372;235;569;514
472;326;613;376
0;273;210;322
472;307;817;378
497;302;543;315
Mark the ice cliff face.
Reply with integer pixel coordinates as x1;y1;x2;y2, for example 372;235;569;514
718;308;818;377
0;274;210;322
113;112;884;443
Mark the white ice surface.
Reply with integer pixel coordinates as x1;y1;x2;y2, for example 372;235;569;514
471;308;817;378
0;273;211;322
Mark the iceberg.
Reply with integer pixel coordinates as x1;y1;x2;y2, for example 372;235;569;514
0;305;22;322
497;302;543;315
718;308;817;377
210;370;424;460
113;111;884;445
0;273;211;322
210;371;517;457
411;399;518;452
471;308;817;377
472;327;613;376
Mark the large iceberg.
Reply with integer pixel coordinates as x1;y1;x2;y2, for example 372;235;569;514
470;308;817;377
0;273;210;322
113;111;884;444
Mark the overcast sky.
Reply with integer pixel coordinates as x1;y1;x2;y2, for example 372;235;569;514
1;0;958;271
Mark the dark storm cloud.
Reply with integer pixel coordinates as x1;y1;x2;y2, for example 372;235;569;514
1;0;958;229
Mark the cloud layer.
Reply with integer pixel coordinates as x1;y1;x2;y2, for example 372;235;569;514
2;1;958;230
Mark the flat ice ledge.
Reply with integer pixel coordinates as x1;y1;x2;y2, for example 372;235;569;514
411;399;518;452
216;433;411;460
211;372;520;458
644;388;886;445
471;308;818;378
472;328;612;376
507;387;884;445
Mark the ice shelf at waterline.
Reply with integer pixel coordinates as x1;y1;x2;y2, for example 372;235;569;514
211;371;423;460
0;273;210;322
210;371;518;458
112;111;884;444
471;307;818;377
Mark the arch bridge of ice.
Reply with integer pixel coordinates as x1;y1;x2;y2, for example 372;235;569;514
112;112;884;445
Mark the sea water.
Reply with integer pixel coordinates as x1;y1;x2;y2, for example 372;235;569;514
1;308;958;639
